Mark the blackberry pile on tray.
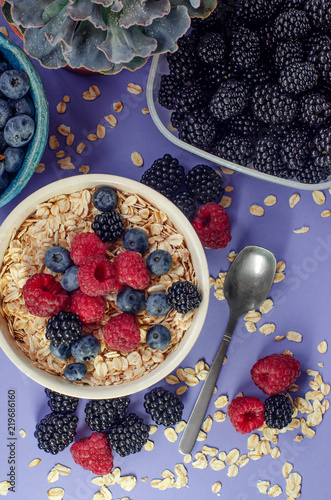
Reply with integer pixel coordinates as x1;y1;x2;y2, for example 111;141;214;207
158;0;331;183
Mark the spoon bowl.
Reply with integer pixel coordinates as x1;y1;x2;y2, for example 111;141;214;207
179;245;277;455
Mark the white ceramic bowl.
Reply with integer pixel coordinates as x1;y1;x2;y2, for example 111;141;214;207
0;174;209;399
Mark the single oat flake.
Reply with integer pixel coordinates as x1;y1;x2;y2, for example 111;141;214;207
317;340;328;353
131;152;144;167
289;193;300;208
264;195;277;206
127;83;143;94
250;204;264;216
293;226;310;233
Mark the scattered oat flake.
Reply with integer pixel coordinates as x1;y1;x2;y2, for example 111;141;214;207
286;331;302;342
264;195;277;206
49;135;59;149
55;150;66;158
47;487;64;500
276;260;286;272
227;464;239;477
257;480;270;494
113;101;123;112
273;272;285;283
197;430;207;441
225;185;233;192
97;124;106;139
0;481;10;495
274;335;285;342
293;226;309;233
260;299;274;314
142;107;150;115
144;440;154;451
164;427;177;442
250;204;264;216
318;340;328;353
221;166;234;175
119;475;136;491
79;164;90;174
220;195;232;208
19;429;26;438
28;458;41;467
47;468;60;483
312;190;325;205
270;447;281;459
226;449;240;465
127;83;142;94
259;323;276;335
57;124;71;136
214;411;227;422
87;133;98;141
63;95;70;103
83;85;100;100
131;151;144;167
268;484;282;497
176;385;188;396
203;416;213;433
56;101;66;114
66;132;74;147
321;209;331;217
105;114;118;127
35;163;46;173
76;142;86;154
244;310;261;323
175;420;186;433
214;395;228;408
212;482;222;494
289;193;300;208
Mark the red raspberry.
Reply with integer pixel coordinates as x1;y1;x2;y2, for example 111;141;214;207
192;202;231;249
70;432;113;475
114;251;150;290
103;313;141;352
251;353;301;396
70;232;107;266
228;396;265;434
22;273;70;317
78;255;118;297
70;290;105;324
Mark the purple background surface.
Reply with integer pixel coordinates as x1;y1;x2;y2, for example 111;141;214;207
0;15;331;500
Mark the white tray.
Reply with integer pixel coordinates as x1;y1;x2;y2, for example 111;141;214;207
147;54;331;191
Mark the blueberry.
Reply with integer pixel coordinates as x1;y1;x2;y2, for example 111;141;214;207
9;96;34;117
49;342;72;360
4;147;24;173
71;335;101;362
92;186;117;212
146;292;171;316
146;325;171;350
64;362;87;381
0;98;12;128
0;69;30;99
4;114;35;147
123;228;149;254
0;170;9;192
116;286;145;314
61;265;79;292
146;250;172;275
44;246;72;273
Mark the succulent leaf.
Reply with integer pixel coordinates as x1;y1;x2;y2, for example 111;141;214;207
3;0;217;73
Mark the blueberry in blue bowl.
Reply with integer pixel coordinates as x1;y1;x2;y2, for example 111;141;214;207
0;33;48;208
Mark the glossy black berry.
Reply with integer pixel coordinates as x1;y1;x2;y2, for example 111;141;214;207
45;389;79;413
144;387;184;426
264;394;293;429
85;397;130;432
167;281;201;314
209;80;249;121
34;412;78;454
140;154;184;198
108;413;150;457
92;210;124;243
171;191;197;221
185;164;224;204
46;311;82;347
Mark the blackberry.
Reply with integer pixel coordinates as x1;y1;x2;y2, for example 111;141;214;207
279;61;319;94
214;132;255;166
229;26;261;70
140;154;184;198
264;394;293;429
184;164;224;204
170;111;184;130
306;34;331;85
273;41;304;69
92;210;124;242
304;0;331;32
272;9;311;41
203;61;239;89
45;389;79;413
172;84;206;115
234;0;283;26
144;387;184;426
178;109;218;150
295;160;330;183
171;191;197;221
167;35;199;83
240;64;276;90
85;397;130;432
300;91;331;128
310;126;331;169
279;127;311;170
252;84;298;124
197;32;226;65
254;132;290;177
34;412;78;454
108;413;149;457
158;74;181;110
46;311;82;347
227;112;261;139
167;281;202;314
209;79;248;121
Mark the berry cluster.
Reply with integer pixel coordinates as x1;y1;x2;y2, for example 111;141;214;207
140;155;232;249
228;353;301;434
158;2;331;183
22;186;202;382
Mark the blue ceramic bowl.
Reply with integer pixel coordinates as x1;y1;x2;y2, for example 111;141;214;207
0;33;49;208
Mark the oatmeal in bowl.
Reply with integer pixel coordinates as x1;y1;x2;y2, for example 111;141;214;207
0;175;209;398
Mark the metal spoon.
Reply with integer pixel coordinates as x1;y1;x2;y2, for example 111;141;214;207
178;245;277;455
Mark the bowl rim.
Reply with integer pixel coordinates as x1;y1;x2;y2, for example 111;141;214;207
0;174;210;398
147;54;331;191
0;32;49;208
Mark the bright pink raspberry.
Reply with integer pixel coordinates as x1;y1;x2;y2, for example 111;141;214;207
78;255;118;297
23;273;70;317
70;432;113;475
103;313;141;352
251;353;301;396
114;251;150;290
228;396;265;434
70;290;105;324
192;202;231;249
70;232;107;266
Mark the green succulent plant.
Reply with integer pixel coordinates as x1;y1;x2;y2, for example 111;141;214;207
2;0;217;73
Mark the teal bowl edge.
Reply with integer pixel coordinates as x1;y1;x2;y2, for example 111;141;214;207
0;32;49;208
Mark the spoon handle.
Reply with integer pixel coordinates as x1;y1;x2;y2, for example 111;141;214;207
178;311;239;456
